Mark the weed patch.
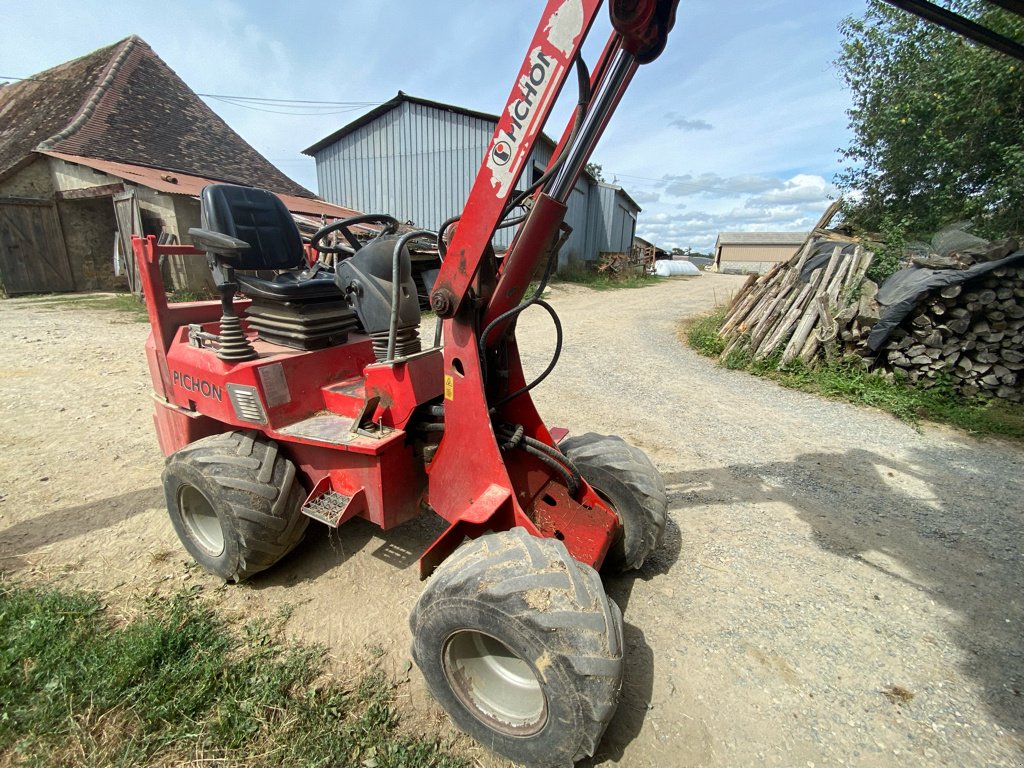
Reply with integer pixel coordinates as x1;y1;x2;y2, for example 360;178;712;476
552;266;659;290
683;306;728;357
11;293;149;322
169;288;215;302
681;312;1024;441
0;580;464;768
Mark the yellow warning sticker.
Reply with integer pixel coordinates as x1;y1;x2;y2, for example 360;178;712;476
444;375;454;401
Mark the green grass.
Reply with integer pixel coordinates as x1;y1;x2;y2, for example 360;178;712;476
12;293;149;321
169;288;216;303
682;310;1024;441
685;305;729;357
551;266;659;291
0;580;465;768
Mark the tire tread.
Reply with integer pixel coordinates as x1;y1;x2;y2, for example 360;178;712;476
410;528;623;767
561;433;668;572
163;431;308;581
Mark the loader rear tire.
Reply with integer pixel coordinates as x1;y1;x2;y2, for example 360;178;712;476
410;528;623;768
561;433;667;573
162;431;307;582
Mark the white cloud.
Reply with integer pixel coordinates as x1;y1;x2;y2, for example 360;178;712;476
745;174;838;207
0;0;861;251
661;172;781;198
633;172;836;252
630;189;663;205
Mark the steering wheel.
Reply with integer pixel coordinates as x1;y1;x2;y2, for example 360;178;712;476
311;214;400;256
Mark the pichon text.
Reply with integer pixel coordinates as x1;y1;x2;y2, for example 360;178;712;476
490;48;554;167
172;370;223;401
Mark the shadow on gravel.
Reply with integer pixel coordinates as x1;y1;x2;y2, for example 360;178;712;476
663;444;1024;742
589;515;684;764
250;514;451;589
0;486;161;571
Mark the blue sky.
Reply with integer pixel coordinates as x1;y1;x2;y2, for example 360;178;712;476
1;0;866;252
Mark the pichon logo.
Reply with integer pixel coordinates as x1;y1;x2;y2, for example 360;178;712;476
172;370;223;401
487;48;555;184
491;140;512;166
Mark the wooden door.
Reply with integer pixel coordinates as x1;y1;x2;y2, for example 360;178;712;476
112;190;143;294
0;200;75;294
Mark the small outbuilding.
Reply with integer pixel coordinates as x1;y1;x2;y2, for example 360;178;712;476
713;231;808;275
0;36;356;295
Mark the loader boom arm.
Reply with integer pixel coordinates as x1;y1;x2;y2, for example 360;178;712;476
420;0;678;576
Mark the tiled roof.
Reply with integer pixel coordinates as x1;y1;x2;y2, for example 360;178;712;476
0;36;313;198
41;151;361;220
0;41;118;177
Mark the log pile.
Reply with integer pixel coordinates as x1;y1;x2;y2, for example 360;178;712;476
718;239;873;365
716;202;878;367
714;206;1024;402
598;249;650;275
876;263;1024;402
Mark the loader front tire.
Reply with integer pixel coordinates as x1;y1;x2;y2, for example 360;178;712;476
410;528;624;768
162;431;307;582
561;433;667;573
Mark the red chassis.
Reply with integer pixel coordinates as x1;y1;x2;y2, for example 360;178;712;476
135;0;676;577
135;231;618;573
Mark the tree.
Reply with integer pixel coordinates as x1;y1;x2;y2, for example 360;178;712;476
585;162;605;182
837;1;1024;241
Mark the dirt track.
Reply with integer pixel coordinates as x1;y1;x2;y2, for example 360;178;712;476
1;277;1022;767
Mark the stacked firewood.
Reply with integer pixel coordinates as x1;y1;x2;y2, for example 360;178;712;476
714;203;1024;402
876;264;1024;401
598;249;650;274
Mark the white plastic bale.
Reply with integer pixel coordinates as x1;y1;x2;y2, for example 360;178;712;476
654;260;701;276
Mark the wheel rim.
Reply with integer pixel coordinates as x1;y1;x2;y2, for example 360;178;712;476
443;630;547;736
178;485;225;557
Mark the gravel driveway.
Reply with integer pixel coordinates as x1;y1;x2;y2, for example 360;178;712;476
1;275;1021;767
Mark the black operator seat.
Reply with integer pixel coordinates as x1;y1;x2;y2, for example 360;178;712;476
189;184;340;301
189;184;358;351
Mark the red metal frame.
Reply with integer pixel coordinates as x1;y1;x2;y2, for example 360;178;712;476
134;234;441;531
429;0;604;315
136;0;678;579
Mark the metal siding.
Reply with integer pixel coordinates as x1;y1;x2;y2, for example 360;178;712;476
584;185;640;258
584;182;607;257
610;201;637;253
598;185;616;254
560;176;590;267
311;102;612;260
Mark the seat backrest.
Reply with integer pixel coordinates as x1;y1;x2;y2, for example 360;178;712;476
200;184;303;271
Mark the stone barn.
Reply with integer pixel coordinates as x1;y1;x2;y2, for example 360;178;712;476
0;36;355;296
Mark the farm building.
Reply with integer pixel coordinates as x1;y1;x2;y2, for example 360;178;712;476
713;231;808;274
0;36;357;296
303;92;640;269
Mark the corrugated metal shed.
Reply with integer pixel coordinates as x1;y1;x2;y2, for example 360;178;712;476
584;182;639;264
305;92;639;263
714;231;808;247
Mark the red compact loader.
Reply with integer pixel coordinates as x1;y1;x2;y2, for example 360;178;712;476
134;2;677;765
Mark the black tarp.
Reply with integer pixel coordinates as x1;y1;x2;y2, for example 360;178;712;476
866;249;1024;353
798;241;860;283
